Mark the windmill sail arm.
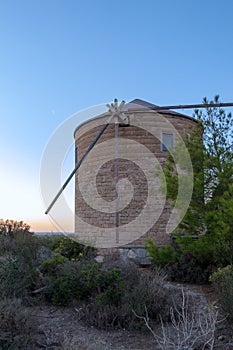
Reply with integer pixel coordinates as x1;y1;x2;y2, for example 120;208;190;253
153;102;233;111
45;121;110;215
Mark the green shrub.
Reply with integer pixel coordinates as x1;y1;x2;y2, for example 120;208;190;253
146;236;216;283
145;238;178;267
166;253;210;284
47;272;80;306
43;260;125;307
210;265;233;318
75;262;103;297
171;234;233;283
210;265;233;285
40;254;68;276
83;265;181;330
146;234;233;284
175;234;232;267
165;236;216;284
95;268;124;306
48;235;97;260
0;255;38;299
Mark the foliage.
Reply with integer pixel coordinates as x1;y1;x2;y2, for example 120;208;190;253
161;123;205;235
0;231;43;300
95;268;124;306
83;265;181;330
194;96;233;230
46;271;80;306
0;231;43;266
0;256;38;299
146;233;233;283
42;259;124;306
210;265;233;319
0;219;31;236
145;239;208;283
210;265;233;285
40;254;68;276
155;96;233;282
176;233;233;266
166;253;210;284
41;257;181;330
48;235;97;260
205;183;233;252
163;96;233;237
195;96;233;201
145;238;178;267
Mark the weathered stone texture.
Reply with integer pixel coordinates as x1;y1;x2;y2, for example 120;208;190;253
74;108;197;249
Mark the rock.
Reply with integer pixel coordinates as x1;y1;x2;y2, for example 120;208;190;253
218;335;225;341
127;249;137;259
95;255;104;263
119;247;152;265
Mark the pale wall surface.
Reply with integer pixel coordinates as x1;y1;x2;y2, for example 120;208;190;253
74;109;196;249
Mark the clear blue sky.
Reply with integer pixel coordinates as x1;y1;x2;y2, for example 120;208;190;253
0;0;233;231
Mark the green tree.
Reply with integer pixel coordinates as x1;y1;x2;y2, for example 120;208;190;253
147;103;233;282
194;96;233;238
194;96;233;204
165;95;233;238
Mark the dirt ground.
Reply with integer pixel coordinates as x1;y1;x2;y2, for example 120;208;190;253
27;283;233;350
31;305;156;349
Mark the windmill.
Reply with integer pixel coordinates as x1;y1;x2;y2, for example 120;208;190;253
44;98;233;249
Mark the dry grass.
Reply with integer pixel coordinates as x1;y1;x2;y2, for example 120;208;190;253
62;334;111;350
133;288;223;350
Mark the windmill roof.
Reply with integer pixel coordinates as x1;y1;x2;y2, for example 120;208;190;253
128;98;193;118
74;98;197;136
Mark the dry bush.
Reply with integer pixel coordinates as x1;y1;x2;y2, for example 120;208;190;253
210;265;233;319
0;298;35;349
133;289;221;350
0;255;38;301
82;303;120;329
0;232;46;303
83;265;181;330
0;231;42;264
62;334;110;350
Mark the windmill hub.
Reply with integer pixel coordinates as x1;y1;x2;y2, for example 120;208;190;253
106;99;129;125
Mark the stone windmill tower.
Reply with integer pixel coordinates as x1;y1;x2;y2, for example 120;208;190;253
45;98;233;263
73;99;197;261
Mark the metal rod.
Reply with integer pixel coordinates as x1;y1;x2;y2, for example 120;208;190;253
114;118;120;243
152;102;233;111
45;122;110;215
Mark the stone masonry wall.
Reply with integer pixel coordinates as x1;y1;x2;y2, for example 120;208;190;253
74;109;197;251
